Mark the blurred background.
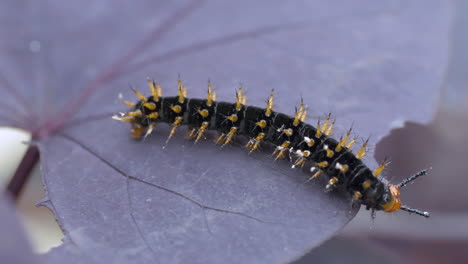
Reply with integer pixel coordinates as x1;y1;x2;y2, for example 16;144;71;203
1;0;467;263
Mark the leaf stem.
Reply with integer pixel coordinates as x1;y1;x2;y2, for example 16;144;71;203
5;144;40;202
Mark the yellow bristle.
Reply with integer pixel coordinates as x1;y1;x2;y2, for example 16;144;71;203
326;177;339;189
226;114;238;123
335;163;349;173
171;105;182;114
198;109;209;118
147;112;159;119
346;136;358;149
147;78;160;101
256;120;267;129
120;99;134;108
325;147;334;158
272;141;290;160
357;138;369;159
282;128;293;137
293;100;305;126
177;79;186;103
112;115;134;122
216;133;226;144
321;113;331;133
335;136;344;152
194;122;209;143
223;127;238;146
300;106;308;122
143;102;156;110
131;88;147;102
353;191;362;200
127;111;143;117
235;87;246;111
246;132;265;152
165;116;183;144
373;159;390;177
306;169;323;183
315;120;322;138
265;90;274;117
317;161;329;168
206;81;215;106
325;119;335;136
311;169;323;179
143;123;156;139
336;128;352;152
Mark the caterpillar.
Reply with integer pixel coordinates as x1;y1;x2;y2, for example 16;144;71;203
112;78;430;218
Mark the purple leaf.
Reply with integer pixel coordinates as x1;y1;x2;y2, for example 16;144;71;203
0;0;453;263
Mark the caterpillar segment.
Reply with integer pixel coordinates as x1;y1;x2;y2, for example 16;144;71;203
187;83;217;143
113;79;431;218
213;86;246;146
270;101;307;160
245;90;275;153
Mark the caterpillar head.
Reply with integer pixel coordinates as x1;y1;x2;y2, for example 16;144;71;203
381;169;430;218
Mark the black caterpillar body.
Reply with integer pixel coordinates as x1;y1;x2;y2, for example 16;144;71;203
113;79;430;218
